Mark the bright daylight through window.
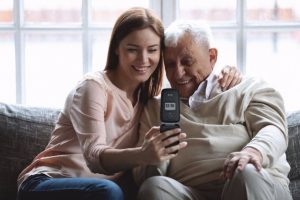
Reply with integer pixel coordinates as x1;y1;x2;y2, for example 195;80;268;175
0;0;300;112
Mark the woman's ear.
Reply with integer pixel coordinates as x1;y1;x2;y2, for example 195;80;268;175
209;48;218;67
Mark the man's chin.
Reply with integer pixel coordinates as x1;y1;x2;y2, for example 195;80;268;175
176;87;193;99
177;90;191;100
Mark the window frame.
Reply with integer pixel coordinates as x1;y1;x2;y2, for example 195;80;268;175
7;0;159;104
174;0;300;73
2;0;300;105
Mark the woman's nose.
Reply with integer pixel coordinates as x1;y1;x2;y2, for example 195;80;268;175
137;50;148;64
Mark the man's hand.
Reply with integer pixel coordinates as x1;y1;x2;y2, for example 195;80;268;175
217;65;242;90
223;147;262;180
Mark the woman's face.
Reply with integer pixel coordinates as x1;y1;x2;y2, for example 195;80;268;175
115;27;161;85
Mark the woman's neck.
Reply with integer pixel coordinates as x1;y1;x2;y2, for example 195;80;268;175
106;70;140;106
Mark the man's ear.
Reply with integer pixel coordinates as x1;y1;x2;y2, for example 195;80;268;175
209;48;218;67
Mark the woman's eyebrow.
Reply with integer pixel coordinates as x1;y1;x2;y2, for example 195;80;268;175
126;44;160;48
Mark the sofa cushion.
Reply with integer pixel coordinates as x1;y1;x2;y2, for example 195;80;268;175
1;102;300;200
286;110;300;199
0;102;60;200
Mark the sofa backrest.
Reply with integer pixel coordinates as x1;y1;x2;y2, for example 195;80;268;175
0;102;60;200
286;110;300;199
0;102;300;200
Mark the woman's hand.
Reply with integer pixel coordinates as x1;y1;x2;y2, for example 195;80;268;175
217;65;242;90
223;147;262;180
140;126;187;165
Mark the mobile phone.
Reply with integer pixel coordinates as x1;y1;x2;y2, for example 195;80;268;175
160;88;180;153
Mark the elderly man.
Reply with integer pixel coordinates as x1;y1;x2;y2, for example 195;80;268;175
133;20;292;200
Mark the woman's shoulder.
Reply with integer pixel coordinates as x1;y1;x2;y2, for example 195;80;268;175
78;71;110;91
84;71;107;84
69;71;110;106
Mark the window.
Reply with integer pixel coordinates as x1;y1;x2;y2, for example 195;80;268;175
0;0;150;108
1;0;300;112
23;0;82;25
0;1;15;103
0;32;15;103
0;0;13;23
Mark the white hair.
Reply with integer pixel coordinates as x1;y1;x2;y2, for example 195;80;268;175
164;20;215;49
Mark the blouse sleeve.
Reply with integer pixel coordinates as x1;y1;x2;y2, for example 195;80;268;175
69;79;113;174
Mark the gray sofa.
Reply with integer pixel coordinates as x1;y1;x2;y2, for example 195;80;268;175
0;102;299;200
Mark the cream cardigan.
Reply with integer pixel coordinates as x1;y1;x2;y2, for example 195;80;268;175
133;76;290;189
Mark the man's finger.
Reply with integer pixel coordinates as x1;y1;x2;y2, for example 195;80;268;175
249;157;262;171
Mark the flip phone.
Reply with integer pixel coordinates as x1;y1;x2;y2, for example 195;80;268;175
160;88;180;153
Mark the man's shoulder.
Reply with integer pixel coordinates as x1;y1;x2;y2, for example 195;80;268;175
141;96;160;123
242;76;265;83
145;96;161;109
232;76;283;101
240;76;273;90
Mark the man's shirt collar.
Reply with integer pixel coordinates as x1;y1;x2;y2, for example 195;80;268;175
188;70;217;109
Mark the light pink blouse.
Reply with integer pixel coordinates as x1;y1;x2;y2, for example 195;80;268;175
18;71;143;189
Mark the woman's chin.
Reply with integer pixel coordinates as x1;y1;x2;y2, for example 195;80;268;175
135;75;151;84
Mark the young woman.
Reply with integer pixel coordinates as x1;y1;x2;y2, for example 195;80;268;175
17;7;241;200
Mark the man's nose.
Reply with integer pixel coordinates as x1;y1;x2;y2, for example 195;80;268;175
174;64;185;79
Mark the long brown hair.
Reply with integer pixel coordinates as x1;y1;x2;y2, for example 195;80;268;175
105;7;164;104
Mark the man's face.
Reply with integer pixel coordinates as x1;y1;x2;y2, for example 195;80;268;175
163;33;217;99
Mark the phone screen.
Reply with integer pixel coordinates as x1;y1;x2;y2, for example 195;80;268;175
160;88;180;123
